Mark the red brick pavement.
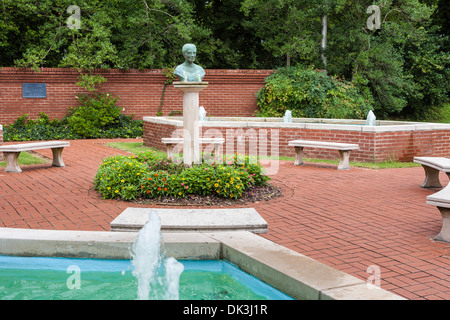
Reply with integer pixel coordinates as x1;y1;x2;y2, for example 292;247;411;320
1;138;450;300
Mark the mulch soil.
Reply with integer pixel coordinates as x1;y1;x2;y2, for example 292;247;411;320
132;184;283;206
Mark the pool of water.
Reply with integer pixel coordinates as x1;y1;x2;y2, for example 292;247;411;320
0;255;293;300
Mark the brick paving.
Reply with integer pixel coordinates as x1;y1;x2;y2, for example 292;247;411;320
1;138;450;300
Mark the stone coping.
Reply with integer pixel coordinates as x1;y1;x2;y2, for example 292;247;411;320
143;116;450;133
110;208;268;233
0;227;405;300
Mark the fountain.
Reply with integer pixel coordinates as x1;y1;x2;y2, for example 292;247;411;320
130;210;184;300
283;110;292;123
365;110;376;126
199;106;207;121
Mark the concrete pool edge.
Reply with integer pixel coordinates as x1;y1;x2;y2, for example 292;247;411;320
144;116;450;163
143;116;450;133
0;227;405;300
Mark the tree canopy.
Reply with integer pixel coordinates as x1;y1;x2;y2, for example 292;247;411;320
0;0;448;119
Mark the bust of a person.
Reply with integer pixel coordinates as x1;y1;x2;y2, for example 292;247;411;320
174;44;205;82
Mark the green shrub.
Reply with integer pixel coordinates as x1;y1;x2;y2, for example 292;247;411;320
211;165;249;199
66;93;122;138
94;155;148;201
3;112;143;142
4;113;81;141
140;171;174;198
94;153;271;201
256;65;373;119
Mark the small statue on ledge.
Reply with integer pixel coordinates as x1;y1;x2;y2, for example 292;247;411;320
174;43;205;82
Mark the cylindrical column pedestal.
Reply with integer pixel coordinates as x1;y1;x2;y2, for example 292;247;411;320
173;82;208;166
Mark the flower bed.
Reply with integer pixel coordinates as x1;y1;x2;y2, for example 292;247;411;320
94;150;271;201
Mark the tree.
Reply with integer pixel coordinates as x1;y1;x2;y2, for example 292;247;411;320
0;0;205;70
241;0;324;68
188;0;274;69
324;0;448;118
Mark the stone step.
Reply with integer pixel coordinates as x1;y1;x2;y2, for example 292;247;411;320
110;208;268;233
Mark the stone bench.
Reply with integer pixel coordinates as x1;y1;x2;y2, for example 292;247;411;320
161;137;225;158
0;141;70;173
110;207;268;233
288;140;360;170
426;185;450;243
413;157;450;188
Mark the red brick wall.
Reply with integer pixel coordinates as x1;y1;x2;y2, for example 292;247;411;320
143;119;450;163
0;67;273;125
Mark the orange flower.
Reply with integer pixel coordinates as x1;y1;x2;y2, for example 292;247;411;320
164;188;167;191
146;190;150;194
158;187;162;191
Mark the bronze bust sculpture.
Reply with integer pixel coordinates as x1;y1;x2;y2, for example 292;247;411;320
174;44;205;82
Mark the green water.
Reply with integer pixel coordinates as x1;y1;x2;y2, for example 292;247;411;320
0;269;268;300
0;256;292;300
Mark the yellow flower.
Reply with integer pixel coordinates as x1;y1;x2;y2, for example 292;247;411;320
236;185;240;189
121;179;125;183
115;190;119;193
107;187;111;190
214;183;219;188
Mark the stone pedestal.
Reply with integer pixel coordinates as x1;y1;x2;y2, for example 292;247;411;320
173;81;208;166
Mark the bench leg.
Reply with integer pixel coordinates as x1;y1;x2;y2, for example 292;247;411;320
166;144;174;159
213;143;223;158
294;147;304;166
3;152;22;173
434;206;450;243
420;165;442;188
51;147;65;167
338;150;351;170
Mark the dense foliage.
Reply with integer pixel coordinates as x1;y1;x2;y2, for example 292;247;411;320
256;65;373;119
4;111;142;141
0;0;448;120
94;152;270;201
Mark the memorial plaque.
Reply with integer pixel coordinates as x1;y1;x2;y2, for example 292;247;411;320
22;83;47;98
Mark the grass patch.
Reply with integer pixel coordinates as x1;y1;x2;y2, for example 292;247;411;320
107;142;166;158
0;151;48;167
106;142;420;169
302;158;420;169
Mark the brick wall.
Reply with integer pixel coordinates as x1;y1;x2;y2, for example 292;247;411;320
0;67;273;125
143;118;450;163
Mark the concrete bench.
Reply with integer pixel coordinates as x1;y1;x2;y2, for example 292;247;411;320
288;140;360;170
413;157;450;188
0;141;70;173
110;207;268;233
161;137;225;158
426;185;450;243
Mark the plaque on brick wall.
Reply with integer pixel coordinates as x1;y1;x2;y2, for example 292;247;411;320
22;83;47;98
